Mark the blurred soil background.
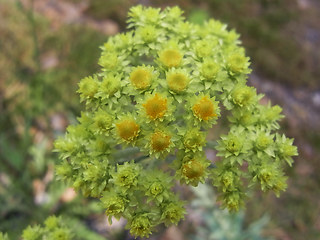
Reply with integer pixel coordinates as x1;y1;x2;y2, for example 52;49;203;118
0;0;319;239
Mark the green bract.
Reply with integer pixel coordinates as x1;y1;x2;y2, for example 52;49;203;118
54;5;298;238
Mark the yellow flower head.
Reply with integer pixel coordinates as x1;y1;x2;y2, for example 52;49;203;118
130;66;153;90
192;95;217;121
99;52;119;70
159;49;182;68
151;131;171;152
116;119;140;142
138;25;158;43
166;70;189;93
77;76;98;101
143;93;168;120
227;53;248;74
201;58;219;80
174;154;210;187
182;159;205;179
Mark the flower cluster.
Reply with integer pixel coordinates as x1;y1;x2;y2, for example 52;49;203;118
0;216;73;240
54;5;297;238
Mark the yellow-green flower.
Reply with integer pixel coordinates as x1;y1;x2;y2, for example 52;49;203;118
231;84;257;108
174;153;211;187
91;108;113;135
129;65;154;90
127;214;154;238
96;73;122;101
141;170;173;204
161;201;185;226
194;39;218;59
77;76;99;103
179;127;207;152
158;41;184;68
226;53;251;75
151;131;171;152
117;120;139;141
190;93;220;128
201;58;220;80
101;190;127;223
136;25;158;43
99;52;119;71
166;68;190;93
192;95;216;120
159;49;182;68
114;114;140;145
140;92;173;123
220;190;244;212
112;161;141;190
143;126;177;159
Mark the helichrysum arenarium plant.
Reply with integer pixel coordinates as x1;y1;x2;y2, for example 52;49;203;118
54;5;298;238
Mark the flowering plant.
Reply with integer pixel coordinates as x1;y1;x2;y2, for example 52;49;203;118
55;5;297;238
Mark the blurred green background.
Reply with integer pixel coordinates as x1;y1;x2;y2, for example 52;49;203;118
0;0;319;239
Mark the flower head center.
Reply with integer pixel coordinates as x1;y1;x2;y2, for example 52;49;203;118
192;96;216;121
182;160;204;179
143;93;168;120
159;49;182;68
167;72;189;92
202;60;219;79
151;131;171;152
116;119;140;141
130;67;152;89
228;54;246;73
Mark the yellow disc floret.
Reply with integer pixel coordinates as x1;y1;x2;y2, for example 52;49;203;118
151;131;171;152
130;66;152;89
192;96;217;121
159;49;182;68
116;119;140;141
166;71;189;92
143;93;168;120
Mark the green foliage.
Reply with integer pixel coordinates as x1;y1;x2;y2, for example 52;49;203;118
55;5;297;238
